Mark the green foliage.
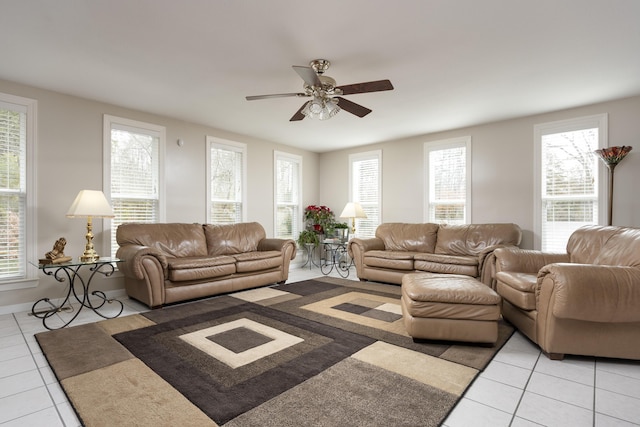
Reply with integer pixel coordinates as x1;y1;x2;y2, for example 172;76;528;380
297;229;320;247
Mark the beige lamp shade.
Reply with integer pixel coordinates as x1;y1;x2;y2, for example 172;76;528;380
66;190;114;262
66;190;115;218
339;202;367;219
340;202;367;235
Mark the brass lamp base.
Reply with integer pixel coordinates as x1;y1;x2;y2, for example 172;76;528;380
80;252;100;263
80;216;101;262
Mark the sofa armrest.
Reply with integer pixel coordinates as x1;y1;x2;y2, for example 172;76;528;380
478;245;519;288
494;247;569;274
116;244;169;280
347;237;385;279
347;237;385;257
536;263;640;323
258;238;297;260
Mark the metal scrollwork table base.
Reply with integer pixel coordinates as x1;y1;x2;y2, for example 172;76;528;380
30;258;124;330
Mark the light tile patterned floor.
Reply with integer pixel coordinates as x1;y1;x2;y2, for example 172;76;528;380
1;265;639;426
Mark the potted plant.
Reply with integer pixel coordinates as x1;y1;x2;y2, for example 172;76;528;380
297;229;320;248
331;222;350;242
304;205;335;234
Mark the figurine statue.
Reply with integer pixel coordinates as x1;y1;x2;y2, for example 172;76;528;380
41;237;72;264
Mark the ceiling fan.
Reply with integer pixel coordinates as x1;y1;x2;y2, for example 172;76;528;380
245;59;394;121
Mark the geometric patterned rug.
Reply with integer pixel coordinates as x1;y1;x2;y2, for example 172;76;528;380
35;277;513;427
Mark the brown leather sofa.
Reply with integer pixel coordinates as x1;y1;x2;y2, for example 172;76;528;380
348;223;522;286
494;225;640;360
116;222;296;308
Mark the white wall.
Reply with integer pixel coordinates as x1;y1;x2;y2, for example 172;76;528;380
319;95;640;249
0;78;320;309
2;76;639;311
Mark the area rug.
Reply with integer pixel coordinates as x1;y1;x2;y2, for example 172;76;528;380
35;277;513;427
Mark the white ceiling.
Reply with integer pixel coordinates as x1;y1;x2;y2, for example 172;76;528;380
2;0;639;152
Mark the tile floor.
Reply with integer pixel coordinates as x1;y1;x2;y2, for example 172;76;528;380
1;265;639;426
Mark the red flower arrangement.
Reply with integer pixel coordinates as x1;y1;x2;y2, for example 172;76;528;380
304;205;335;233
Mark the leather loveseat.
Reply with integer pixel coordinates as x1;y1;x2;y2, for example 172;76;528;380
494;225;640;360
348;222;522;286
116;222;296;308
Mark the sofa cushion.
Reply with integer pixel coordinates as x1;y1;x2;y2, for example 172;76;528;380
435;223;522;256
116;223;208;258
413;253;479;276
414;253;478;266
375;223;438;253
166;256;236;282
204;222;266;256
233;250;282;273
363;250;415;271
494;271;537;310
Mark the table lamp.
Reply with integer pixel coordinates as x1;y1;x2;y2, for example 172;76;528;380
66;190;115;262
339;202;367;235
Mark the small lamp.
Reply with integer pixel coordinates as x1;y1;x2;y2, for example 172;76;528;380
594;146;632;226
66;190;115;262
340;202;367;235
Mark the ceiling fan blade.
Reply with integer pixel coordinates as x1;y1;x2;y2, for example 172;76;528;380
335;97;372;118
336;79;394;96
292;65;321;87
290;101;308;121
246;93;307;101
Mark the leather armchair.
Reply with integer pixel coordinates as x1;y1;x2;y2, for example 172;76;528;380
494;225;640;360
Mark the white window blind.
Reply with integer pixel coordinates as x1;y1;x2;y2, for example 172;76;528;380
350;151;381;238
208;138;246;224
535;114;606;252
0;102;27;279
105;116;164;258
425;137;470;224
274;152;301;239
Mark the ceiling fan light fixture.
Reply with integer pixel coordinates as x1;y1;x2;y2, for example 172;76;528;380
301;96;340;120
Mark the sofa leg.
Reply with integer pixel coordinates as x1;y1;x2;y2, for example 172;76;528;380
544;351;565;360
277;280;286;285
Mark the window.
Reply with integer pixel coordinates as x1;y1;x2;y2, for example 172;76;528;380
206;137;246;224
349;150;381;238
0;93;36;288
424;137;471;224
104;115;165;258
534;114;607;251
274;151;301;239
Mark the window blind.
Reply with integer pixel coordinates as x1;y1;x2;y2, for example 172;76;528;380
428;146;466;224
110;127;160;256
352;154;380;238
275;154;300;239
0;104;26;279
210;145;243;224
541;129;598;252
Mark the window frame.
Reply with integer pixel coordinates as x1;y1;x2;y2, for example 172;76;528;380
103;115;166;258
0;93;37;290
273;150;302;240
205;136;247;224
423;136;472;224
533;113;608;251
348;150;382;239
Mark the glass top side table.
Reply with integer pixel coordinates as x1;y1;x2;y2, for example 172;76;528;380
320;240;352;278
30;257;124;330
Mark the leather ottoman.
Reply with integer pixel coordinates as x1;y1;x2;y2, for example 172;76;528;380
401;272;502;343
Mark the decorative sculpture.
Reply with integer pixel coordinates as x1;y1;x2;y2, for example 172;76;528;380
40;237;73;264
